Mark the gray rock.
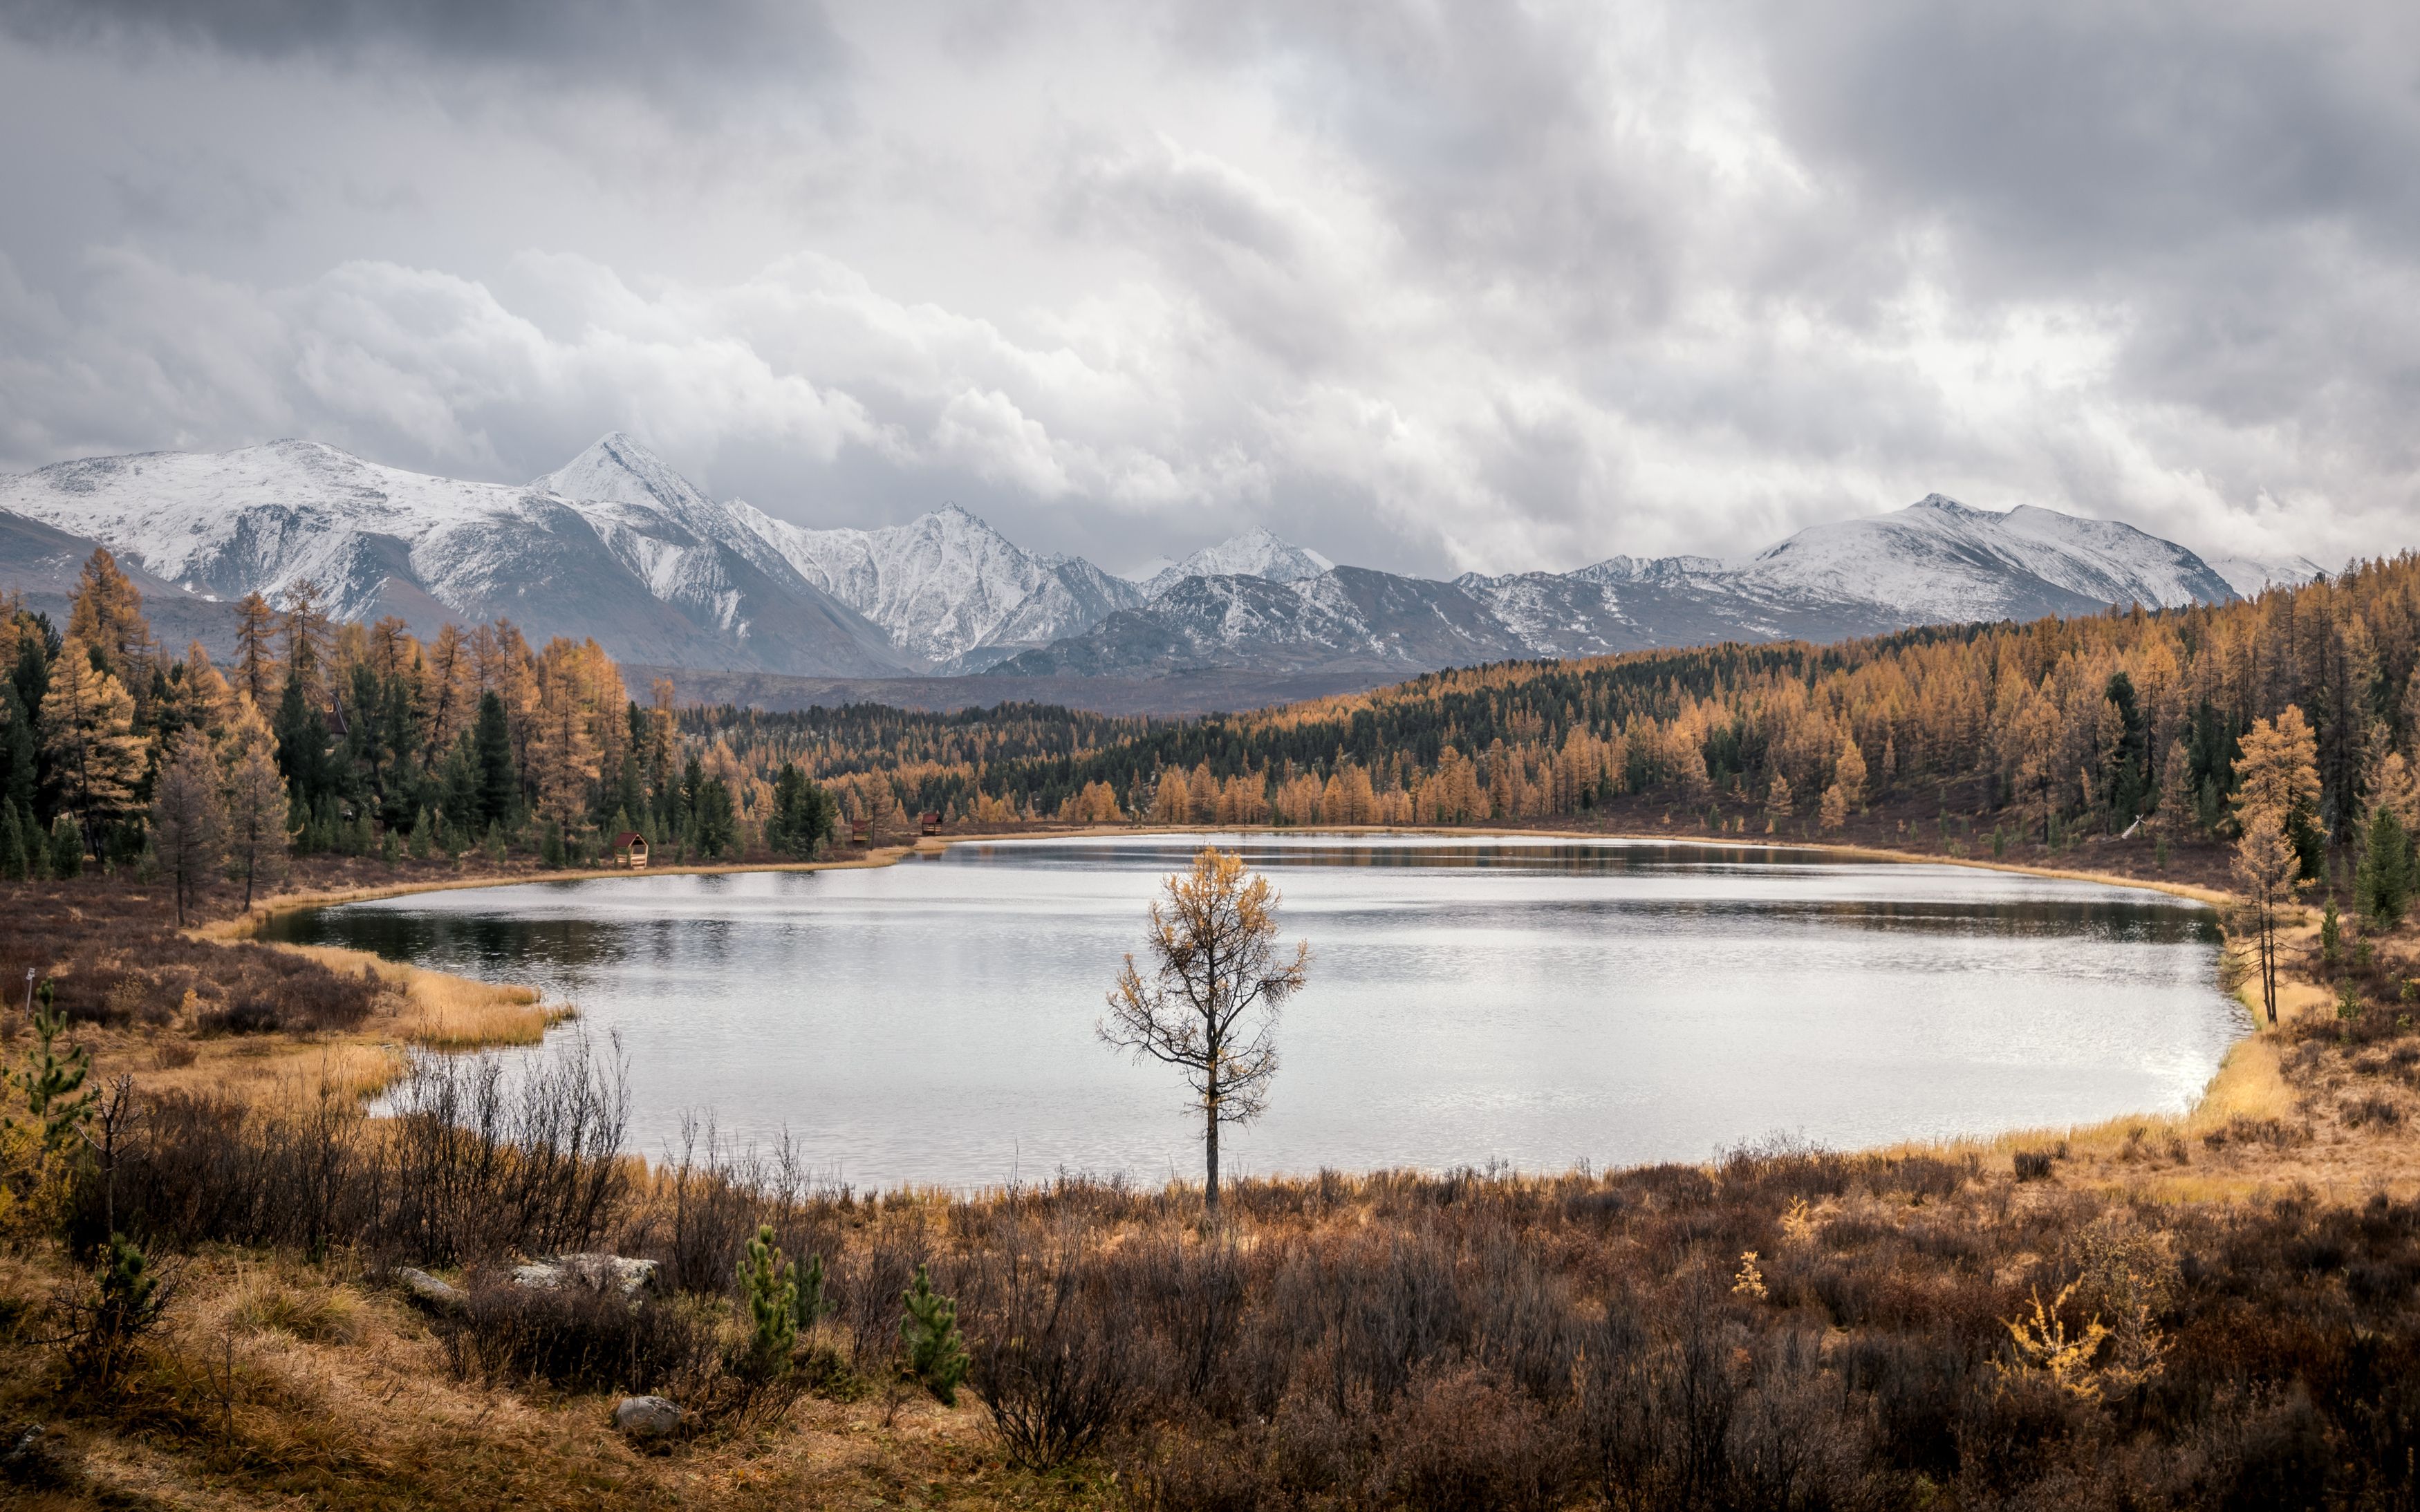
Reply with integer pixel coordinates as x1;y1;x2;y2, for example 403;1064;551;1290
395;1267;466;1312
613;1395;682;1439
512;1253;659;1296
1;1422;77;1490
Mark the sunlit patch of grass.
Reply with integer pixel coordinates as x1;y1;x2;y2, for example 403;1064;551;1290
131;1043;411;1109
279;942;564;1049
230;1272;364;1345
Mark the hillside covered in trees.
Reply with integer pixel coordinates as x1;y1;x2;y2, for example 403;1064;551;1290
10;545;2419;910
689;554;2420;877
0;551;837;899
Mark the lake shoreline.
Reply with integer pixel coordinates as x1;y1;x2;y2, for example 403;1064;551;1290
230;824;2278;1196
216;820;2236;936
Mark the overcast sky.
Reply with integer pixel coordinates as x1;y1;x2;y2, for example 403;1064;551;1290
1;1;2412;577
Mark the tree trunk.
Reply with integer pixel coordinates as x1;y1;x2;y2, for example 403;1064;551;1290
1204;1076;1220;1219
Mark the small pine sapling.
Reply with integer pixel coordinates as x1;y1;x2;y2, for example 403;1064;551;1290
899;1264;968;1405
2338;978;2365;1020
9;982;97;1154
80;1231;169;1386
737;1224;797;1377
2321;897;2343;971
793;1252;832;1332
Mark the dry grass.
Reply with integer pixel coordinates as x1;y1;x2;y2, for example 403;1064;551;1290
280;943;567;1049
0;1248;1101;1512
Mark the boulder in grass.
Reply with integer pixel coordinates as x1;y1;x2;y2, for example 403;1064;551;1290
512;1253;659;1296
613;1396;682;1439
395;1267;467;1312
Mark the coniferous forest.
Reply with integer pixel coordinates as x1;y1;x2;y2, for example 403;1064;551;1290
13;547;2420;897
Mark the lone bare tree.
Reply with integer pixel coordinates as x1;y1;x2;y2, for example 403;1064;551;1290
1101;847;1309;1219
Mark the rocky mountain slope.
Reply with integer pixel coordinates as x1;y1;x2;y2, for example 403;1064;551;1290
1000;494;2255;680
0;436;905;676
1;435;2287;702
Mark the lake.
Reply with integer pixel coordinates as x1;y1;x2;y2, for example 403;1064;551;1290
265;833;2243;1191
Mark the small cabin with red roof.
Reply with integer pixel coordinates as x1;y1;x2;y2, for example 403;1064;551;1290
611;831;650;868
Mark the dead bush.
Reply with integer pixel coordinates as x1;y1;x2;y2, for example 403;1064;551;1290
438;1279;715;1395
968;1229;1142;1469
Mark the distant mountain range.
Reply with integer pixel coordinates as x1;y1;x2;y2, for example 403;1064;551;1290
0;433;2329;706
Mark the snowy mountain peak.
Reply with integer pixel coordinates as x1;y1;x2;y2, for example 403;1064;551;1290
535;432;711;514
1907;492;1989;519
1144;526;1335;598
1738;494;2237;621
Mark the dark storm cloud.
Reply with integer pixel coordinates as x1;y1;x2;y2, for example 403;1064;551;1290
1754;1;2420;277
0;0;846;87
0;0;2413;573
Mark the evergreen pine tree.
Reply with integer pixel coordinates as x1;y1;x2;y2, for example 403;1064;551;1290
737;1224;797;1378
794;1253;831;1330
84;1231;167;1385
8;981;97;1152
898;1264;968;1405
2358;806;2412;926
0;680;35;819
472;691;518;830
0;799;24;881
48;814;82;878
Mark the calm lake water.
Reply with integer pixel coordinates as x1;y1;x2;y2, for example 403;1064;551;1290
266;834;2242;1191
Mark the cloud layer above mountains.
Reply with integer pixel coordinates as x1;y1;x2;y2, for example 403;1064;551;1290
0;1;2411;577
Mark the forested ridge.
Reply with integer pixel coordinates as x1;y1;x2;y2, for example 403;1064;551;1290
10;545;2419;890
693;554;2420;868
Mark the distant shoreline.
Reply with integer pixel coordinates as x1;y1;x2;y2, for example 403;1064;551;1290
217;821;2233;937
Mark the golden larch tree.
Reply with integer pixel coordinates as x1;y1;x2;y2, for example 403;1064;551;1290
39;638;146;854
150;727;227;925
1100;847;1310;1219
67;547;153;679
232;592;281;707
218;698;290;911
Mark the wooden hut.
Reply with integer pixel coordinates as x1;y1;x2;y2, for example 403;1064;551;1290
849;818;870;846
920;811;941;837
611;831;651;868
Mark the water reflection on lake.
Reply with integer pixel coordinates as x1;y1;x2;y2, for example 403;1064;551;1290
265;834;2241;1191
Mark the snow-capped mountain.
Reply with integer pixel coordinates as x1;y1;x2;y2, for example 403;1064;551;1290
755;504;1146;670
2206;553;2329;598
998;494;2252;680
0;436;906;676
0;435;2287;701
1731;495;2235;623
1140;527;1334;599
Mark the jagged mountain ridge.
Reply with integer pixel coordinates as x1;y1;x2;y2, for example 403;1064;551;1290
0;437;906;676
1002;494;2257;679
0;435;2282;698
